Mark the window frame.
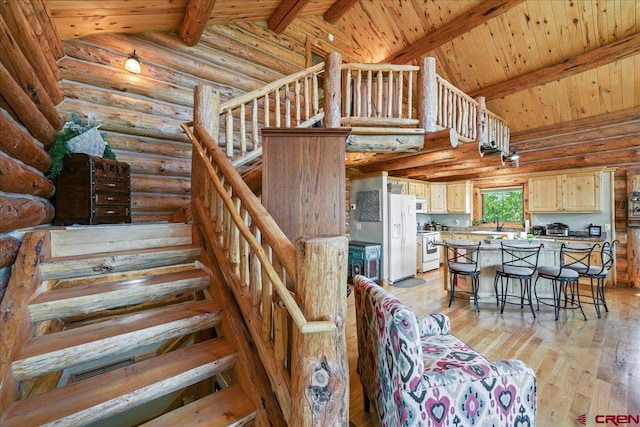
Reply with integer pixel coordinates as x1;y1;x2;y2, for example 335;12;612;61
480;186;524;227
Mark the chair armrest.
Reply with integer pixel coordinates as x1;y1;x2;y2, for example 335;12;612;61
422;358;535;389
416;313;451;337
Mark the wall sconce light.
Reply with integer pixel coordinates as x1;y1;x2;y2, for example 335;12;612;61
124;50;141;74
501;151;520;167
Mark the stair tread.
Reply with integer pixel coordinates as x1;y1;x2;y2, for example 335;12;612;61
4;339;236;427
14;300;222;381
29;268;210;322
141;384;256;427
39;244;202;280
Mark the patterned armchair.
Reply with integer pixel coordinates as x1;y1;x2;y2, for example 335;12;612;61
353;275;536;426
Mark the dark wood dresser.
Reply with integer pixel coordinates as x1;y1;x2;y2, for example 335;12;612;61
54;154;131;225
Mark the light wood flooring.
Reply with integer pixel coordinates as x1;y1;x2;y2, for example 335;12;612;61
347;267;640;426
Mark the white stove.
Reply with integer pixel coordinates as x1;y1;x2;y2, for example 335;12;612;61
416;231;441;272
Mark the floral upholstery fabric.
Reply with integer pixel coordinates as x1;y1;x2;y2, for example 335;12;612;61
353;275;536;426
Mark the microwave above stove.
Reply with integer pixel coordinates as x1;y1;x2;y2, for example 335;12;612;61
416;198;428;213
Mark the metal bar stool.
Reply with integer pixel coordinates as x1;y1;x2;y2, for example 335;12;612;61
566;240;618;318
494;242;544;318
444;241;481;313
534;243;596;321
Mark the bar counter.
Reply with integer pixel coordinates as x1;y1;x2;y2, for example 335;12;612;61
440;239;599;300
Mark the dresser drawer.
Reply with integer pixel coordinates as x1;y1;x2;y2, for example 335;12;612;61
94;192;129;205
94;205;130;218
94;178;129;193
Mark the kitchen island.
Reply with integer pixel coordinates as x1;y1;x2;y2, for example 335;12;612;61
441;239;607;305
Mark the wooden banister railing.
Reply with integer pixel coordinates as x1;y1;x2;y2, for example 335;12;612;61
184;113;347;424
340;63;420;127
435;74;478;143
215;63;325;165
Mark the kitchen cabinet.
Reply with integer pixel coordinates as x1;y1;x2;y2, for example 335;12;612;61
529;171;601;212
388;177;408;194
408;180;428;198
429;183;447;213
447;181;473;213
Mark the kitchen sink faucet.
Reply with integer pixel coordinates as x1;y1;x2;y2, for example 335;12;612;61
495;215;503;231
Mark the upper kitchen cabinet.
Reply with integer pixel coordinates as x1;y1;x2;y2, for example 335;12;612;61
408;180;428;198
387;177;408;194
529;169;602;213
446;181;473;214
429;183;447;213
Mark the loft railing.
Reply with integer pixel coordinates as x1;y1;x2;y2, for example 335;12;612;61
214;64;325;166
184;99;348;424
212;54;509;165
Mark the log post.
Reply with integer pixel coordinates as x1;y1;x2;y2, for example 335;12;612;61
290;235;348;426
627;170;640;288
194;85;220;144
476;96;488;150
323;52;342;128
418;56;437;132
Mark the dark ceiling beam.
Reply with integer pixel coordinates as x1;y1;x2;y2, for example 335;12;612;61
471;32;640;100
324;0;359;24
383;0;523;64
268;0;312;34
179;0;216;46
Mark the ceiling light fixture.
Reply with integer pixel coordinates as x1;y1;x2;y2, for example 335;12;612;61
124;50;141;74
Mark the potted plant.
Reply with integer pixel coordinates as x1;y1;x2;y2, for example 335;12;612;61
47;113;116;179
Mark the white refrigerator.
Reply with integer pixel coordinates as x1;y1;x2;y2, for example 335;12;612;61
388;193;417;283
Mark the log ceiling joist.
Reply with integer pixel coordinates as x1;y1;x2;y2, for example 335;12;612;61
348;107;640;182
384;0;524;64
471;32;640;101
179;0;217;46
268;0;312;34
324;0;359;24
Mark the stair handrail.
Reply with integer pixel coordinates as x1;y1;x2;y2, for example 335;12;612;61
185;123;335;335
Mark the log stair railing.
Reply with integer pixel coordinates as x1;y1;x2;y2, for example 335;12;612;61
212;52;510;168
0;223;260;426
183;97;349;425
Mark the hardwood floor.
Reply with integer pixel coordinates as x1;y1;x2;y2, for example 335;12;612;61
347;267;640;426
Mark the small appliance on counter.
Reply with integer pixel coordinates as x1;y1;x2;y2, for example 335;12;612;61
588;224;602;237
546;222;570;237
531;225;546;236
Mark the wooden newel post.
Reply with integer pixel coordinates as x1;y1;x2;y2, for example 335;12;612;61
324;52;342;128
194;84;220;143
291;235;349;426
418;56;437;133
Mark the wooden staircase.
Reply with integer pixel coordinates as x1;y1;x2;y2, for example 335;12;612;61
1;223;257;426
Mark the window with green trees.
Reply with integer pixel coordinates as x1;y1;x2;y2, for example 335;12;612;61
482;187;524;223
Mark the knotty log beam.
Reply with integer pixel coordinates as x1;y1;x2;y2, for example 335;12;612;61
472;32;640;101
384;0;524;64
0;63;57;147
24;0;64;59
0;0;63;104
324;52;342;128
0;153;55;199
0;109;52;172
179;0;216;46
268;0;311;34
0;15;62;130
0;236;20;268
323;0;359;24
291;235;348;427
0;231;47;417
0;196;54;233
627;171;640;288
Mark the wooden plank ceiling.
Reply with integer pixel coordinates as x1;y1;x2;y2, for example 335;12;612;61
45;0;640;182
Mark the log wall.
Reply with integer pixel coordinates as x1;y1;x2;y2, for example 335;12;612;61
0;2;62;300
